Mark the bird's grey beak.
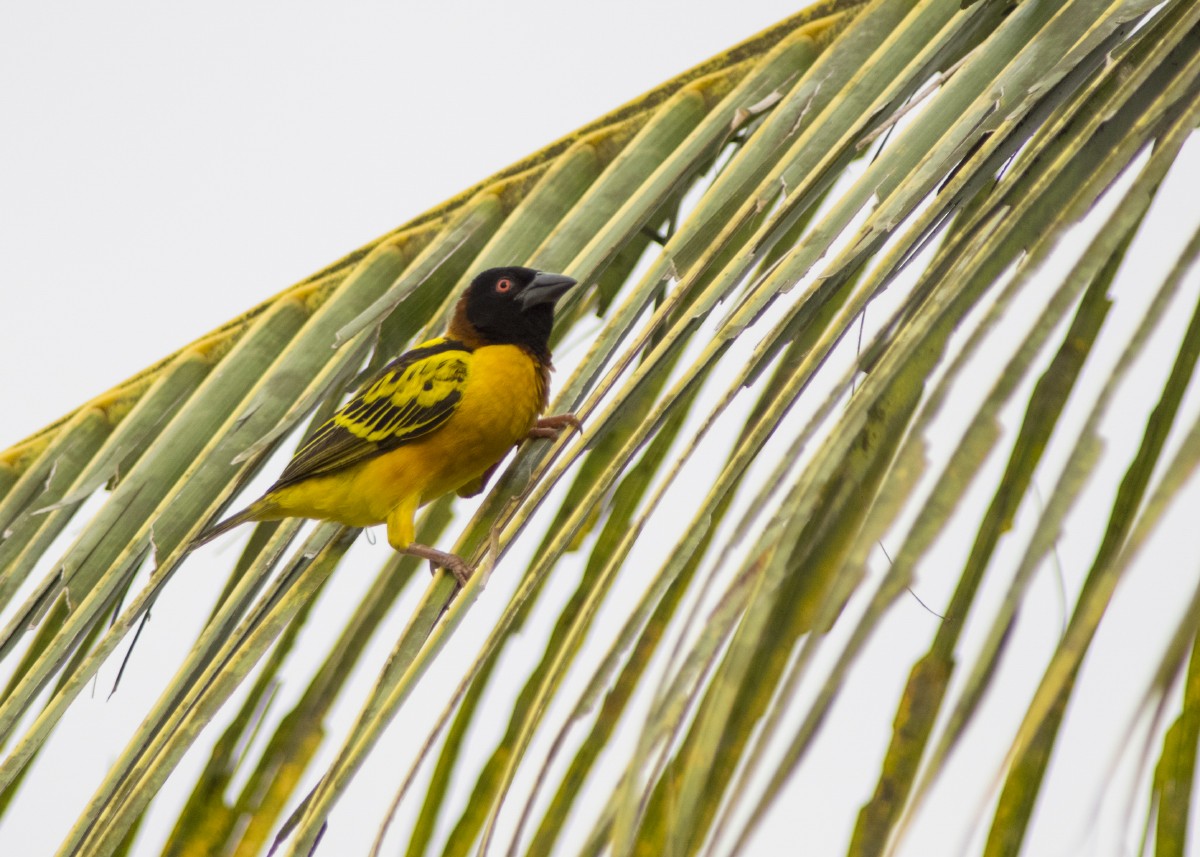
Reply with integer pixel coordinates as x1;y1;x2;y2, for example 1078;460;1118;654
518;272;577;311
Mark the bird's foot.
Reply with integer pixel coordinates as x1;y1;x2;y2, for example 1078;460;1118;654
527;412;582;440
405;543;474;588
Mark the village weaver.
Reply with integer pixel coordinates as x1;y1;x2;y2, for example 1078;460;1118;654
195;267;580;585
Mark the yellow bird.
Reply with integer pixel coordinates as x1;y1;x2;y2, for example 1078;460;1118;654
195;267;580;585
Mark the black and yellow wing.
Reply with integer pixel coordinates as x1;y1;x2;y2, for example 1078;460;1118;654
270;338;471;490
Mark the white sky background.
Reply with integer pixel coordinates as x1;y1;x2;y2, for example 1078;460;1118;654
3;4;1200;857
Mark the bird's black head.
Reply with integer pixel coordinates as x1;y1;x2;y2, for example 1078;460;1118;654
454;266;577;361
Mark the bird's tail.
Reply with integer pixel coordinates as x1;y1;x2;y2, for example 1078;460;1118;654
192;504;264;548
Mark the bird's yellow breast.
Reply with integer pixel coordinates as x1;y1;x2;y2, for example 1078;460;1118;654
266;344;546;527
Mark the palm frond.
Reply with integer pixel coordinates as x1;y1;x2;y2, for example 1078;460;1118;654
3;1;1200;855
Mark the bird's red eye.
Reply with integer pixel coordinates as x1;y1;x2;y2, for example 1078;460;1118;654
495;278;514;293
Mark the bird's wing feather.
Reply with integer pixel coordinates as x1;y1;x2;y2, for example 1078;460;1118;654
271;338;471;489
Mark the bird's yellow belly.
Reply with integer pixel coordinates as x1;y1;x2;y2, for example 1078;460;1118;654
267;344;545;528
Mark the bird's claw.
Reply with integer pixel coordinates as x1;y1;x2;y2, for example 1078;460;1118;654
406;543;474;588
442;557;474;588
527;412;582;441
